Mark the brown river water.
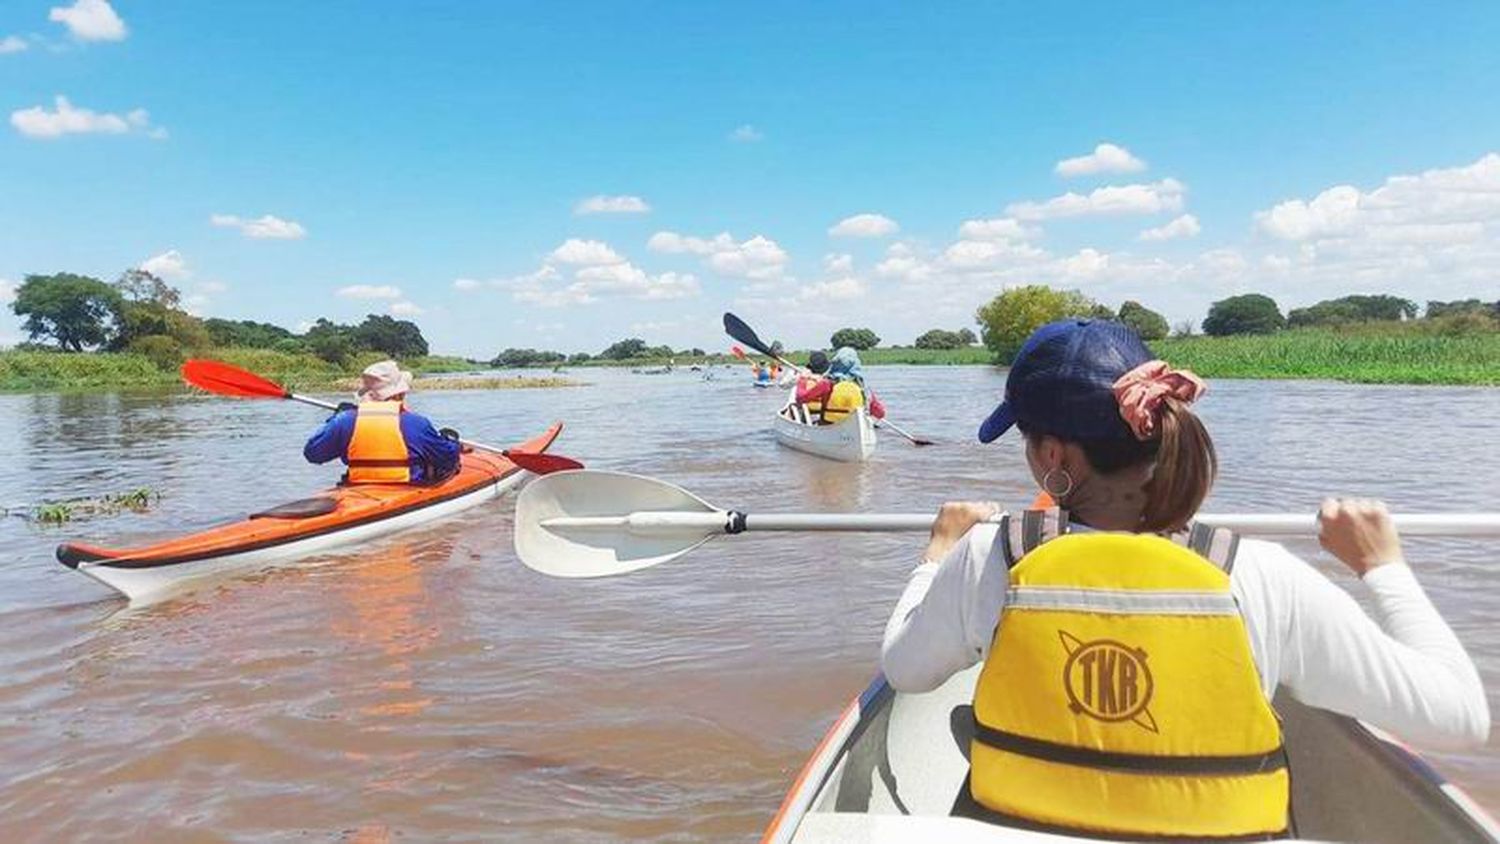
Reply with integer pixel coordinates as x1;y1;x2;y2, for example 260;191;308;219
1;366;1498;842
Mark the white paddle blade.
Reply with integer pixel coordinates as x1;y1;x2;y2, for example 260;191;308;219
515;470;726;578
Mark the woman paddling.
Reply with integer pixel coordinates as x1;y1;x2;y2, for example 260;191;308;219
881;319;1489;840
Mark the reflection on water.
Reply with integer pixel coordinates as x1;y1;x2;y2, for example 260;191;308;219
1;368;1498;840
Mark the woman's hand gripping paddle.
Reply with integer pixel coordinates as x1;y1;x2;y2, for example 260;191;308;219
514;470;1500;578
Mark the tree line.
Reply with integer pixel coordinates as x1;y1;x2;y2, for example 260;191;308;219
490;337;709;368
8;271;430;368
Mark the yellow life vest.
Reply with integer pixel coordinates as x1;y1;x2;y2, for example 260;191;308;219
820;381;864;424
346;401;411;484
969;513;1287;839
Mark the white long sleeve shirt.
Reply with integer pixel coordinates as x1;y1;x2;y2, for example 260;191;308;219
881;523;1491;750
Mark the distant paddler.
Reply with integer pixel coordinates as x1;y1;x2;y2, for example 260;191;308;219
882;319;1490;840
304;360;462;485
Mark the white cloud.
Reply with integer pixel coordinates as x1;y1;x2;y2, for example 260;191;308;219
648;230;789;280
574;194;651;215
389;301;424;316
729;124;763;143
197;280;228;294
452;278;482;292
140;249;188;281
0;278;15;304
210;213;307;240
828;213;899;238
1139;214;1201;242
11;96;164;140
0;35;28;54
1055;143;1146;177
1007;178;1185;221
794;276;867;304
823;253;854;275
549;238;626;266
49;0;127;41
337;284;402;299
957;217;1037;241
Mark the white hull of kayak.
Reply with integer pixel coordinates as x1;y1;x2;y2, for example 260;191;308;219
764;665;1500;844
74;470;530;603
773;405;876;463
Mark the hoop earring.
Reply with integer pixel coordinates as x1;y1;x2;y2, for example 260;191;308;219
1041;468;1074;500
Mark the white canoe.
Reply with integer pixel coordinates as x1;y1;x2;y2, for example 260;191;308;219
773;404;877;463
764;665;1500;844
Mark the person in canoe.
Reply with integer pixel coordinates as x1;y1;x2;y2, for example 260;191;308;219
880;319;1489;840
796;346;885;424
303;360;462;485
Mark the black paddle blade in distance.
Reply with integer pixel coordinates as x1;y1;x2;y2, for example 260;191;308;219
723;312;772;357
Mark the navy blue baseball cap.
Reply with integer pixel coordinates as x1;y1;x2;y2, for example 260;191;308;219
978;319;1154;443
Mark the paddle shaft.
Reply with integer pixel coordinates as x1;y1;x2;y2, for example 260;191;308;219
285;391;512;456
542;510;1500;537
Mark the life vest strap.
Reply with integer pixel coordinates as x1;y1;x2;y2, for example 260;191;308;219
347;458;413;468
1000;509;1240;573
972;720;1286;776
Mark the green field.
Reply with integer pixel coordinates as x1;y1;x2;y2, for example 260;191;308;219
0;348;478;393
1152;329;1500;386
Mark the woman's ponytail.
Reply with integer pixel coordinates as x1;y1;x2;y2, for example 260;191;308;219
1138;397;1216;533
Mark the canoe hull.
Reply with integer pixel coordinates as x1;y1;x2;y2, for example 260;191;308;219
57;422;563;603
765;665;1500;843
773;405;876;463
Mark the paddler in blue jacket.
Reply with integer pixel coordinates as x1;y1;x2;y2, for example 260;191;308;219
303;360;461;485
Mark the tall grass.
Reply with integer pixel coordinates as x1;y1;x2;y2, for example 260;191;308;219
0;347;479;392
1153;329;1500;385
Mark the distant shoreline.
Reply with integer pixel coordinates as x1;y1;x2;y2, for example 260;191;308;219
4;328;1498;392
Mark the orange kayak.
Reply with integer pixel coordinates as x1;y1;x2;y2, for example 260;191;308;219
57;422;563;602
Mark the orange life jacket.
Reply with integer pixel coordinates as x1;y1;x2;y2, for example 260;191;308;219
346;401;411;484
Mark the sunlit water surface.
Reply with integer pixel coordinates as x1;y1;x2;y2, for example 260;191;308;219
1;367;1497;841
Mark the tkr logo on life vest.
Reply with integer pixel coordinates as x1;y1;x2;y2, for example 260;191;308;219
1059;631;1158;733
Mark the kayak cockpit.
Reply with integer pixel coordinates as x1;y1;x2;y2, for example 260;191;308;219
770;666;1500;843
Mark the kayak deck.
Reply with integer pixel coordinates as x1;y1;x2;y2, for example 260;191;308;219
56;422;563;600
766;665;1500;843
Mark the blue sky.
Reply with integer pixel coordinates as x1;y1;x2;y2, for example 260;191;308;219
3;1;1499;357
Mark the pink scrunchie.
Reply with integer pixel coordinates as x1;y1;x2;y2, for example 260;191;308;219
1112;360;1206;441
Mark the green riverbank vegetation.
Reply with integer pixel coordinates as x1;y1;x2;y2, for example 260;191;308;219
969;286;1500;385
3;270;480;392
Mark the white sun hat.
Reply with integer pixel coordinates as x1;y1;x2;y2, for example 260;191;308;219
356;360;414;401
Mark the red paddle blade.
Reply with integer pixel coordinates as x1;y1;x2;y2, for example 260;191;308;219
730;345;747;360
181;359;291;399
504;451;584;475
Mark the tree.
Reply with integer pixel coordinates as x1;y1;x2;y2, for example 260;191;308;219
600;338;648;360
205;318;295;349
1427;299;1498;319
974;285;1102;363
1117;300;1169;340
1202;294;1286;336
1288;294;1418;327
914;329;965;349
567;352;592;364
491;348;566;367
11;273;122;351
113;269;182;308
352;314;429;358
957;328;977;345
1172;320;1196;338
830;327;880;350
